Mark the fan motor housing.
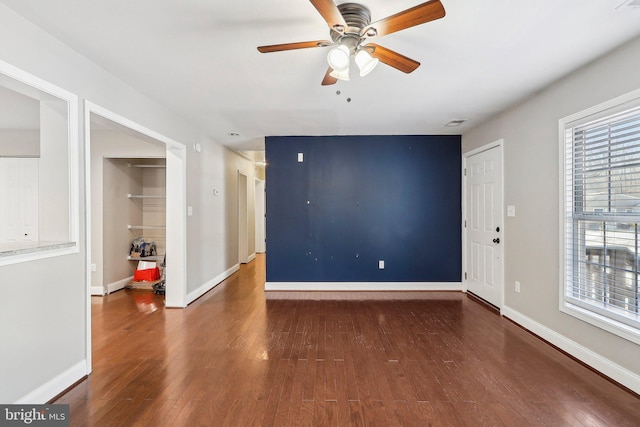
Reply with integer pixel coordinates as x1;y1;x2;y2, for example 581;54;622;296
330;2;372;43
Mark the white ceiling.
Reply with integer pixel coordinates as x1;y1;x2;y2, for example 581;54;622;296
2;0;640;150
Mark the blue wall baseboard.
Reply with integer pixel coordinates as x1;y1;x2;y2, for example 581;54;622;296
265;135;461;283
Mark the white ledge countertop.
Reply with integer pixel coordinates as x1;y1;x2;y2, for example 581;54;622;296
0;241;76;257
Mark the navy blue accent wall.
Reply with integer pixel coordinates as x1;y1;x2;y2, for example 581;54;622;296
265;135;461;282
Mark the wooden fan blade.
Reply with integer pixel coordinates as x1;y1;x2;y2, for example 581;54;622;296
310;0;347;33
257;40;331;53
365;44;420;73
362;0;445;38
321;67;338;85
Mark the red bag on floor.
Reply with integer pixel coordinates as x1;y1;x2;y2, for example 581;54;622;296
133;267;160;282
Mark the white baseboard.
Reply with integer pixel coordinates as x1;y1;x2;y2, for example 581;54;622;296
248;252;256;262
106;276;133;294
15;360;86;404
264;282;462;291
91;286;105;296
502;305;640;395
186;264;240;305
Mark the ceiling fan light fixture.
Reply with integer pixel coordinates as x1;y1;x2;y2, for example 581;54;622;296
329;67;350;81
355;49;379;77
327;45;350;72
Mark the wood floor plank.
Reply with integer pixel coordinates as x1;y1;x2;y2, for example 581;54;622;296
55;254;640;426
296;400;315;426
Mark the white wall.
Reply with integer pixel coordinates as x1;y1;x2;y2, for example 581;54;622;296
183;142;257;300
462;35;640;388
102;159;140;288
38;100;69;242
0;129;39;156
0;4;255;403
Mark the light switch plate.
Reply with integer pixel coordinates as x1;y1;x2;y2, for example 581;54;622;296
507;205;516;217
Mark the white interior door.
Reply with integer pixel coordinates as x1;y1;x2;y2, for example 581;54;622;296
254;178;265;253
465;143;503;307
0;158;39;243
238;171;248;264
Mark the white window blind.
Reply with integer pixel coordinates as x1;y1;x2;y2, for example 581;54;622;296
563;101;640;334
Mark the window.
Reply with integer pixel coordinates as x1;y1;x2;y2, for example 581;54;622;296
0;60;78;266
561;89;640;343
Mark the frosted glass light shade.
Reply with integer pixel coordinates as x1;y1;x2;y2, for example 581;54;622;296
329;68;350;81
327;45;350;71
355;50;379;77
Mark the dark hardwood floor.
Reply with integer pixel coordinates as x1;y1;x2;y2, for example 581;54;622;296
56;254;640;426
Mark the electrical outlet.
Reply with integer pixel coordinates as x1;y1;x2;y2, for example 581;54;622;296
379;260;385;269
515;281;521;293
91;263;97;272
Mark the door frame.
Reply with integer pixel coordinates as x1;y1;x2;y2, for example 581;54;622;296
237;171;249;264
84;101;188;373
462;139;505;311
254;178;265;254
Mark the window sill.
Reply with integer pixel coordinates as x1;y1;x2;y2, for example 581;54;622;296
0;241;77;267
561;301;640;346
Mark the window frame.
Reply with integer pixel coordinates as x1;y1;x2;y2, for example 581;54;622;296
559;88;640;345
0;60;79;267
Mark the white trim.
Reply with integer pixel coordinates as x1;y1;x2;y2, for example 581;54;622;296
0;245;78;267
558;111;568;323
15;360;86;404
462;139;503;157
502;305;640;394
0;59;80;265
106;276;133;294
264;282;462;292
85;102;186;150
186;264;240;305
67;86;80;247
560;302;640;346
461;154;467;294
83;104;93;375
165;144;187;308
90;286;104;296
237;170;249;264
248;252;256;262
254;178;266;254
461;139;505;309
560;87;640;125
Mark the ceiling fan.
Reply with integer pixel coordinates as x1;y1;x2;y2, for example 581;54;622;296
257;0;446;85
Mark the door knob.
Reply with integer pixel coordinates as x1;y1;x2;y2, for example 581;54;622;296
493;238;500;244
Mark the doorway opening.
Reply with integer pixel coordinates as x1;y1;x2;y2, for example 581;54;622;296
84;102;187;372
238;171;249;264
255;178;265;254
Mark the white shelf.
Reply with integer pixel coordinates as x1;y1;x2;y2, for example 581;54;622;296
128;225;166;230
127;255;164;261
127;163;166;168
126;161;166;265
127;193;166;199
